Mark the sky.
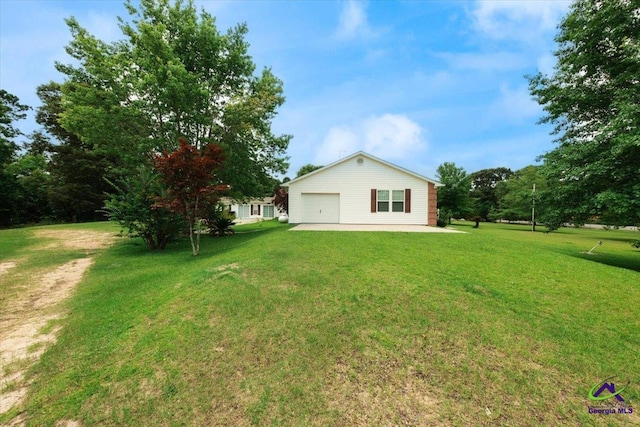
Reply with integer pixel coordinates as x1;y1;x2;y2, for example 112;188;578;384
0;0;572;180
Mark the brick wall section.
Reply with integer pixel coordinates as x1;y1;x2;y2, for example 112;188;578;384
427;182;438;226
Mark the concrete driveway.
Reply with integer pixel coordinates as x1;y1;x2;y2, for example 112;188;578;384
289;224;464;233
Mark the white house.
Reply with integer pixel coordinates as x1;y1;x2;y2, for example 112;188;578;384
224;197;285;222
283;151;442;226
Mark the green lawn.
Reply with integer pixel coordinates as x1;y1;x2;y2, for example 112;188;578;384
1;220;639;426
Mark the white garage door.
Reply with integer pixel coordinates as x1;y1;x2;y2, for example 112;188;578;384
301;193;340;223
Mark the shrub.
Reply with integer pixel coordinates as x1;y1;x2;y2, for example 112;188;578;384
204;203;235;236
210;217;235;237
103;166;184;250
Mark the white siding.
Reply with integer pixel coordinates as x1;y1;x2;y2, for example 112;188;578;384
288;155;429;225
228;197;285;220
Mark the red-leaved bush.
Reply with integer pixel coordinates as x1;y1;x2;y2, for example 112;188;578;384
154;138;228;255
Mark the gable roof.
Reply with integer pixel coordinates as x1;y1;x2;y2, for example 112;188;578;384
283;151;443;187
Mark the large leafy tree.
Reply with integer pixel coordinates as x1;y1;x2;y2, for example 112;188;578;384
491;166;548;229
528;0;640;228
469;167;513;221
57;0;290;198
435;162;471;223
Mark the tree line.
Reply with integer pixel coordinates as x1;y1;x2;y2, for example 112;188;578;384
437;0;639;231
1;0;638;243
435;163;545;228
1;0;290;255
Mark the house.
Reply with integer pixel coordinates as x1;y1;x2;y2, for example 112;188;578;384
283;151;442;225
224;197;285;222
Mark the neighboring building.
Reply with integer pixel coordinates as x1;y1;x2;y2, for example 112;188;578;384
223;197;285;222
283;151;442;225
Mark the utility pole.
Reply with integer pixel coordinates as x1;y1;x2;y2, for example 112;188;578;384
532;183;536;232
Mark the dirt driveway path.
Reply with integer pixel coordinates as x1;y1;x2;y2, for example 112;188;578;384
0;229;116;425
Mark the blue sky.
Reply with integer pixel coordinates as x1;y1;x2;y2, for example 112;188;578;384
0;0;571;179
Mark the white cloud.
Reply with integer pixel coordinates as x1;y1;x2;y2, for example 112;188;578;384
315;114;426;164
316;126;361;164
488;84;541;124
334;1;375;40
472;0;570;44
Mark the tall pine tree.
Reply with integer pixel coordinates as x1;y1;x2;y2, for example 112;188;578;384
36;82;115;222
0;90;30;226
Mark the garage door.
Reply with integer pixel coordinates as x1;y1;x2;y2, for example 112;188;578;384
301;193;340;223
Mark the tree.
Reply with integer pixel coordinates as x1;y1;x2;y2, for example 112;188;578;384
7;153;52;224
469;167;513;221
35;82;115;222
104;166;184;250
153;138;227;256
273;186;288;214
0;90;29;226
436;162;471;223
24;131;54;157
295;164;323;178
528;0;640;228
491;166;548;228
0;90;29;161
57;0;290;199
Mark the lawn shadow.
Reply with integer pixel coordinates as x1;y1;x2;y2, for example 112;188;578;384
447;221;477;230
199;223;284;259
563;249;640;274
107;222;286;260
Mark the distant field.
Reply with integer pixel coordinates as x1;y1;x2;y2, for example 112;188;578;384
1;220;638;426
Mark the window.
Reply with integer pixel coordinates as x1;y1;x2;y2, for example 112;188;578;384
263;205;275;218
377;190;389;212
372;189;409;213
251;204;260;215
392;190;404;212
238;205;250;218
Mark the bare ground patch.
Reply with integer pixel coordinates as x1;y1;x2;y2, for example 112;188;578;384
34;229;116;252
324;356;441;426
0;261;18;277
0;229;116;424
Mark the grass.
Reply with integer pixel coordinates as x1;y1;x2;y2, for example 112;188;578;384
1;220;639;426
0;222;118;316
